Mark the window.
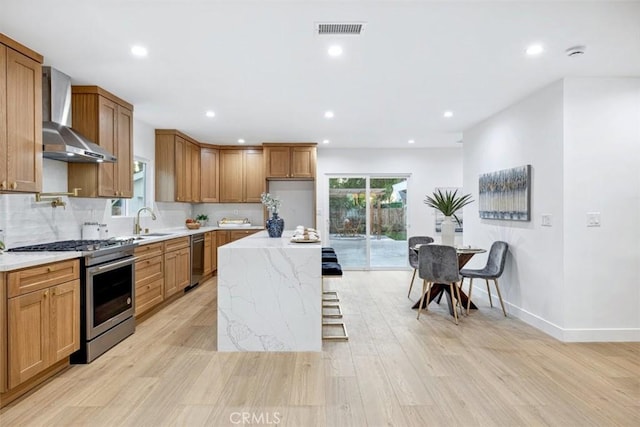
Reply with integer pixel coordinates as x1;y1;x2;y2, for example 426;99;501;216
111;160;148;216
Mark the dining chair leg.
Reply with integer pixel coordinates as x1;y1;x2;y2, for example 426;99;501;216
455;282;465;317
425;281;432;312
449;283;459;325
493;279;507;316
485;279;493;307
466;277;474;315
417;280;428;319
408;269;417;298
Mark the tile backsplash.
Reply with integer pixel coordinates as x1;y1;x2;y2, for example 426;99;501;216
0;194;264;248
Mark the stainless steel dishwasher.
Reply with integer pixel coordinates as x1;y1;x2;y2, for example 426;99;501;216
190;233;204;288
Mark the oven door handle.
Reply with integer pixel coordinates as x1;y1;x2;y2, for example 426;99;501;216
93;257;137;272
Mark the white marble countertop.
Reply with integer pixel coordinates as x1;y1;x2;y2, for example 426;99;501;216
0;225;265;271
220;230;321;249
0;251;80;272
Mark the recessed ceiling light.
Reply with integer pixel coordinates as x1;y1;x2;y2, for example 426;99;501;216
324;111;334;119
130;45;148;57
238;139;245;144
322;139;330;144
408;139;415;144
205;111;215;118
443;111;453;118
328;45;343;57
526;44;544;56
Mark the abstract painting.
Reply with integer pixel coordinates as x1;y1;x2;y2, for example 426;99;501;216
479;165;531;221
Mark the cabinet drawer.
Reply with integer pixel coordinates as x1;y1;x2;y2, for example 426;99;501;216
163;237;190;252
135;255;163;284
135;277;164;317
8;259;80;298
134;242;163;260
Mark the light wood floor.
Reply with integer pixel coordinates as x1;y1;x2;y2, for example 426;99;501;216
1;271;639;426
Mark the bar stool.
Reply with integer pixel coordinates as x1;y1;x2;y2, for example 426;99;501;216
322;261;348;340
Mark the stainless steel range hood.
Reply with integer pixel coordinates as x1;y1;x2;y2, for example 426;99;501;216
42;67;117;163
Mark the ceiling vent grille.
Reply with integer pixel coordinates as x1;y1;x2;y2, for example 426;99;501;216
316;22;365;35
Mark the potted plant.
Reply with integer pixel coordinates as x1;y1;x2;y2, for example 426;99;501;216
195;213;209;226
424;189;474;246
261;192;284;237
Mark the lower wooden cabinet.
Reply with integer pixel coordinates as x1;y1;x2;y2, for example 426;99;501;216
5;260;80;390
163;238;190;298
203;232;213;276
134;242;164;317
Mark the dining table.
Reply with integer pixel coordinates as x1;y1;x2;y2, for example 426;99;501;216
410;245;487;316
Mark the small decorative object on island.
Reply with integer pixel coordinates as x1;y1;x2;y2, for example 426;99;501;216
195;213;209;226
261;192;284;238
424;189;474;247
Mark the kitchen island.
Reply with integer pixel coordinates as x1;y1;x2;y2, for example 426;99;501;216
217;230;321;351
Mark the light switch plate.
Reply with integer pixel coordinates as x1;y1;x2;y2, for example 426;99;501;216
541;214;552;227
587;212;601;227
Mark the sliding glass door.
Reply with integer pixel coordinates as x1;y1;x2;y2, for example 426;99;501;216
327;175;408;269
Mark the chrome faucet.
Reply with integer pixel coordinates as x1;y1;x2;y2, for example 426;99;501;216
134;207;157;235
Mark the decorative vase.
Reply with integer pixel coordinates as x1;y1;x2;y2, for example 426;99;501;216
266;212;284;238
440;215;456;247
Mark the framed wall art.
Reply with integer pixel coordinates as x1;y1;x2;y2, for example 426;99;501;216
479;165;531;221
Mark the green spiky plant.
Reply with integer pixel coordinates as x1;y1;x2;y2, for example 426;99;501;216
424;189;474;226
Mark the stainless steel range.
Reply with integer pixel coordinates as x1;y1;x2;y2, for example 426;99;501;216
9;238;137;363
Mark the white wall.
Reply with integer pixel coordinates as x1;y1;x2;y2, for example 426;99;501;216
562;78;640;338
316;148;463;241
463;78;640;341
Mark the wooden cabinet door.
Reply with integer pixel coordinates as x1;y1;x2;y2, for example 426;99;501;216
177;248;190;291
1;273;6;393
219;150;244;202
8;289;49;388
203;232;212;275
164;250;179;298
5;47;42;193
97;96;117;197
216;231;231;247
201;147;219;202
265;146;290;178
244;149;264;202
0;45;7;190
50;280;80;363
116;105;133;198
189;142;201;202
291;146;316;178
175;137;186;202
211;231;218;272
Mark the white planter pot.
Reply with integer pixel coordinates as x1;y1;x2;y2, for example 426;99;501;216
441;216;456;247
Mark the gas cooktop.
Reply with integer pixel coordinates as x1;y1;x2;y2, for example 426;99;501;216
8;238;135;252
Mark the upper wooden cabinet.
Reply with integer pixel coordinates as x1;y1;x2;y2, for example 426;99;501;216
0;34;43;193
155;130;201;203
200;146;219;203
68;86;133;198
263;143;316;180
219;148;264;203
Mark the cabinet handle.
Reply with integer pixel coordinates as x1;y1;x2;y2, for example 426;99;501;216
43;290;48;299
0;181;6;189
11;182;18;190
47;267;52;273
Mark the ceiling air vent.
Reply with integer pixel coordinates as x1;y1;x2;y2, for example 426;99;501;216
316;22;365;35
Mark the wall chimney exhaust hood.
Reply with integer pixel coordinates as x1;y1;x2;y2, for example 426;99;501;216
42;67;117;163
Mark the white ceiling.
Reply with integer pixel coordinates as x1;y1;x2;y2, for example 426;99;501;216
2;1;639;148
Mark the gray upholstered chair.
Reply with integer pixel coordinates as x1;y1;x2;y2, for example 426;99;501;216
417;244;463;324
460;241;509;316
407;236;434;298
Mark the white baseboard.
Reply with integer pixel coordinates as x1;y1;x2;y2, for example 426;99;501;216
469;287;640;342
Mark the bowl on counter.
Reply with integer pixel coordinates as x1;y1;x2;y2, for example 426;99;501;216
186;223;201;230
